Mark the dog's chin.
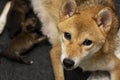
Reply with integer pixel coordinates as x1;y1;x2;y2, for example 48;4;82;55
63;66;76;71
64;67;74;71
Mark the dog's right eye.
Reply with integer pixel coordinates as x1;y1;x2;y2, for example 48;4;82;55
64;32;71;40
82;39;92;46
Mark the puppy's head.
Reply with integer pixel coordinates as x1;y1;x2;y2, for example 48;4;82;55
22;18;38;33
13;0;30;13
58;0;113;70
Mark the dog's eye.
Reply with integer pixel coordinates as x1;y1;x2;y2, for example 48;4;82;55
64;32;71;40
82;39;92;46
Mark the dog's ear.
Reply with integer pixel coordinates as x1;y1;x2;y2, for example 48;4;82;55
60;0;76;20
95;7;112;33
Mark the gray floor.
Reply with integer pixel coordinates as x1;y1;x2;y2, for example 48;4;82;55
0;0;119;80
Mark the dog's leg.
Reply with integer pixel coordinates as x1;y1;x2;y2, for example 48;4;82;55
0;1;11;34
34;36;47;44
110;67;120;80
50;40;64;80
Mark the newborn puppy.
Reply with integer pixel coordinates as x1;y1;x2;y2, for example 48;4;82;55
6;0;31;38
0;17;46;64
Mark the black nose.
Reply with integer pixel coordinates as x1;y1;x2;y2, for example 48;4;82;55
63;58;74;68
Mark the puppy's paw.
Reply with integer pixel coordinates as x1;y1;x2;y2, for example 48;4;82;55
87;71;110;80
19;56;34;65
27;60;34;65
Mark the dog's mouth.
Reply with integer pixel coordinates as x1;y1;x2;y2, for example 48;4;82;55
63;65;75;70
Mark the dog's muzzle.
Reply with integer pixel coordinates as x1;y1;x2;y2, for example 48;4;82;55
63;58;75;69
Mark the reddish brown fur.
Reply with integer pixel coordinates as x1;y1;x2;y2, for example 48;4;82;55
50;0;120;80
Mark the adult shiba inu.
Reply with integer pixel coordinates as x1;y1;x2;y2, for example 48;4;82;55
49;0;120;80
0;0;119;80
31;0;114;45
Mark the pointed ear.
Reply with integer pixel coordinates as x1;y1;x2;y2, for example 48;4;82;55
60;0;76;19
95;7;112;32
21;22;25;26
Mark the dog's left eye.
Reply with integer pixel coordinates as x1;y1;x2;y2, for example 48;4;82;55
82;39;92;46
64;32;71;40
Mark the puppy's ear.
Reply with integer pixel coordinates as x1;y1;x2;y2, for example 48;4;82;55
31;18;37;24
95;7;112;33
60;0;76;20
21;22;27;32
21;22;25;26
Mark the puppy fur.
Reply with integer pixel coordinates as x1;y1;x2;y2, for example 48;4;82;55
0;17;46;64
5;0;31;38
30;0;120;80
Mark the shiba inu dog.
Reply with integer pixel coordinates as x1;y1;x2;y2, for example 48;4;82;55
0;17;46;64
0;0;119;79
49;0;120;80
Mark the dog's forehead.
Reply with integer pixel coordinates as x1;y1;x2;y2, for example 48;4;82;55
60;14;98;33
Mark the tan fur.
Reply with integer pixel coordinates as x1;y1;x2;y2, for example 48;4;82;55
31;0;66;44
45;0;120;80
30;0;119;79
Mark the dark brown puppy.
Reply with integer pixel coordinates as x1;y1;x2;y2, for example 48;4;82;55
1;18;46;64
6;0;31;38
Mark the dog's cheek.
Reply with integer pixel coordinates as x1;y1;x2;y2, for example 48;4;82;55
60;42;68;63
